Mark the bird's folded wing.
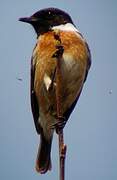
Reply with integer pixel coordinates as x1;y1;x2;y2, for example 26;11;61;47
30;56;41;134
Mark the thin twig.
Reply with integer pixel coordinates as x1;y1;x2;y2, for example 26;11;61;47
53;30;67;180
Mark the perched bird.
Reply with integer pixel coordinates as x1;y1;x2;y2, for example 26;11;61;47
19;7;91;174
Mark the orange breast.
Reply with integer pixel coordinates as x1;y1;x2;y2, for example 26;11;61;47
33;30;89;117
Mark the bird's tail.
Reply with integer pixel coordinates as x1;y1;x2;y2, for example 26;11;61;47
35;131;53;174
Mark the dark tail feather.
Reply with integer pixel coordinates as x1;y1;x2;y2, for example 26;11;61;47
35;132;53;174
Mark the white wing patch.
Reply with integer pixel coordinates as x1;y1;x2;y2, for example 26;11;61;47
44;73;52;91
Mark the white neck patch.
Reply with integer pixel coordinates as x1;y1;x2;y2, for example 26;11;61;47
52;23;79;32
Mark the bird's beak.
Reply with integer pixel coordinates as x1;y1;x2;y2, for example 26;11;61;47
19;16;38;24
19;17;32;23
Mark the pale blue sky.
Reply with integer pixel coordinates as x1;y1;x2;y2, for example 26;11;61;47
0;1;117;180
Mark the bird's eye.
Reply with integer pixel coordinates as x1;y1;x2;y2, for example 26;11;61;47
46;11;55;20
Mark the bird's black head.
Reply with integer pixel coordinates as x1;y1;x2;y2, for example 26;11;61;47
19;8;73;35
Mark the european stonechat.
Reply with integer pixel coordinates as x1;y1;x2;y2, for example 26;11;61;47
19;7;91;174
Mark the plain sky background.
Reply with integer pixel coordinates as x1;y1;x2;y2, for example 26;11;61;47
0;0;117;180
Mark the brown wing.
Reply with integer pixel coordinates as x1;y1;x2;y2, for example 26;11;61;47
30;57;41;134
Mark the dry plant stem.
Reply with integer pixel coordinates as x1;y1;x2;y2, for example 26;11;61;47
53;30;67;180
